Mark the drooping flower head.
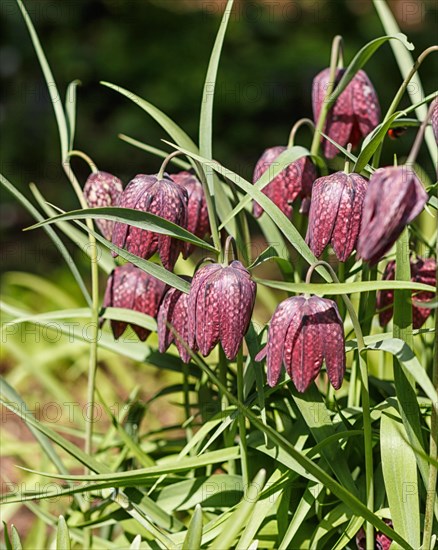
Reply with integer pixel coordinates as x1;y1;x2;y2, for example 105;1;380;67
170;171;210;258
306;171;367;262
188;260;257;360
112;174;188;271
100;263;167;341
83;171;124;240
256;295;345;392
252;146;317;218
431;97;438;144
357;166;428;264
312;68;380;158
377;256;436;329
158;285;194;363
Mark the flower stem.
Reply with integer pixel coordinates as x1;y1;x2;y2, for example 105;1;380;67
236;347;249;487
343;144;352;174
406;101;435;166
157;150;183;180
422;240;438;550
66;150;98;173
310;35;343;157
306;260;374;546
287;118;315;148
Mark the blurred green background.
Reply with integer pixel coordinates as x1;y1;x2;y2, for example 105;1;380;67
1;0;437;276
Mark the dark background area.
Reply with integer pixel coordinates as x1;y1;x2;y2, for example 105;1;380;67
1;0;437;276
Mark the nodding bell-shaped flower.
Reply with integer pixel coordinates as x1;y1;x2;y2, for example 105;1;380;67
357;166;428;264
377;257;436;329
188;260;257;360
256;295;345;393
100;263;167;341
83;171;124;240
112;174;188;271
306;171;367;262
312;68;380;158
252;146;316;218
157;285;194;363
170;171;210;258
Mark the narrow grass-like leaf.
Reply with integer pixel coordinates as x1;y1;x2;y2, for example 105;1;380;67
181;505;203;550
56;516;71;550
211;469;266;549
10;526;23;550
373;0;437;164
118;134;191;169
164;143;331;281
29;182;114;274
65;80;80;150
15;0;68;158
218;146;311;228
0;174;92;305
129;535;142;550
381;408;420;548
26;207;218;253
254;277;435;295
3;523;13;550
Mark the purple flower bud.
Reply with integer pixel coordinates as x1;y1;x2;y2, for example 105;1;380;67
188;260;257;360
252;147;316;218
170;171;210;258
357;166;428;264
377;256;436;329
312;68;381;159
306;171;367;261
112;174;188;271
158;285;194;363
101;263;167;341
256;295;345;392
431;98;438;144
83;171;124;240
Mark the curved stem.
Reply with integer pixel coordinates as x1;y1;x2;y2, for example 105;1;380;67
310;35;344;157
287;118;315;148
158;151;183;180
373;45;438;167
223;235;236;265
306;260;373;545
406;101;434;166
66;150;98;173
344;144;352;174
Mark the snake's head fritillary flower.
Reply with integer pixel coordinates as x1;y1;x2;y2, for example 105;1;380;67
377;257;436;329
112;174;188;271
252;146;317;218
170;171;210;258
256;295;345;392
312;68;380;158
83;171;124;240
158;285;195;363
306;171;367;262
101;263;167;341
431;98;438;144
356;520;393;550
357;166;428;264
187;260;257;360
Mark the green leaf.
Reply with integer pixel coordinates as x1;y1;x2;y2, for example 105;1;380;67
248;245;281;269
101;81;198;154
328;34;414;107
56;516;71;550
218;146;311;228
3;522;12;550
15;0;68;159
65;80;81;150
118;134;191;170
129;535;142;550
182;505;203;550
0;174;92;305
373;0;437;165
29;183;115;274
10;526;23;550
199;0;234;192
25;206;218;254
381;408;420;548
211;469;266;550
254;277;435;296
164;143;331;281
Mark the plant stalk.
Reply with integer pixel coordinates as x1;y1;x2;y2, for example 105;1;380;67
236;347;249;487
